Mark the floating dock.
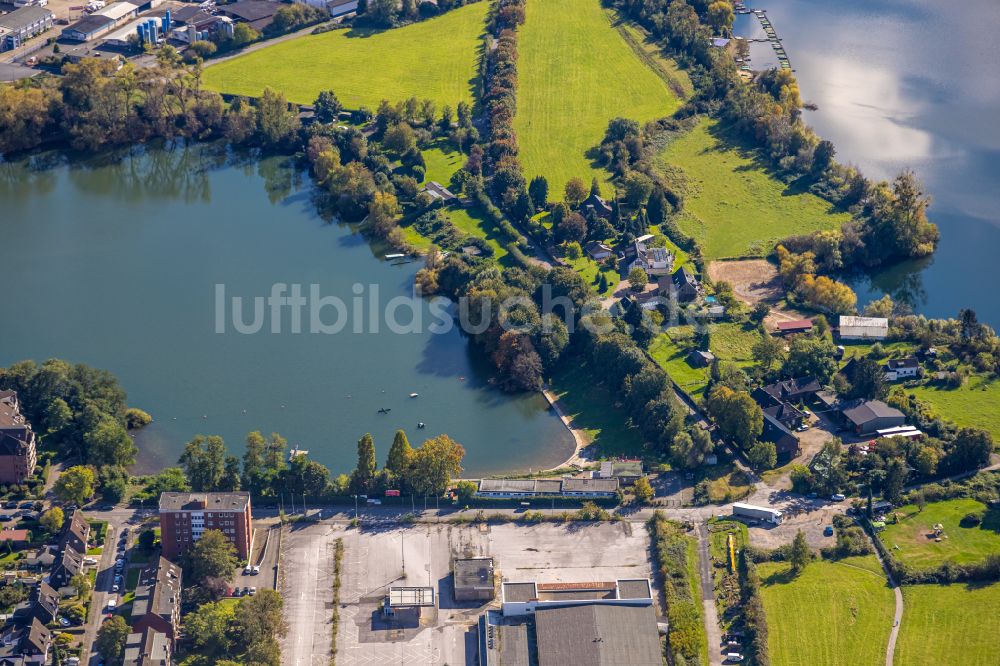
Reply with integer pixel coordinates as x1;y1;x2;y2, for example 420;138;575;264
733;3;792;70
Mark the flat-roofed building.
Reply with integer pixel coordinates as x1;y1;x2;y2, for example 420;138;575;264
534;603;661;666
500;579;652;617
453;557;495;602
838;315;889;340
158;491;253;560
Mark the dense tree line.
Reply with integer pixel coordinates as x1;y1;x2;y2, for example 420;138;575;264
175;428;467;500
0;359;143;503
648;513;707;666
356;0;482;28
0;54;305;156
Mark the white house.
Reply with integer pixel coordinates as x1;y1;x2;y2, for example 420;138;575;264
884;357;920;381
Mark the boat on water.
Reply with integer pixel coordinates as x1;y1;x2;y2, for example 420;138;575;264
385;253;405;260
409;392;419;398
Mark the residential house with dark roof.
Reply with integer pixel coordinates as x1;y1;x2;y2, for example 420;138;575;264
0;391;37;485
884;356;920;381
687;349;715;368
585;241;613;261
0;618;50;666
664;266;700;302
581;192;612;218
123;627;171;666
760;411;800;463
12;582;59;626
839;400;906;435
752;377;821;410
59;510;90;555
131;557;182;646
49;545;84;589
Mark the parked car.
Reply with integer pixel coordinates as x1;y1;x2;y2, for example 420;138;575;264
249;587;257;595
243;565;252;575
251;566;260;575
725;655;744;663
112;584;119;592
824;525;834;537
232;588;242;597
59;617;71;627
831;493;846;501
2;502;15;510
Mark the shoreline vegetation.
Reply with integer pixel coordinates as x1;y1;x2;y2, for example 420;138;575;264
0;0;957;480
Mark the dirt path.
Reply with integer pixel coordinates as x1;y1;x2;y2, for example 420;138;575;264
696;522;724;666
707;259;804;327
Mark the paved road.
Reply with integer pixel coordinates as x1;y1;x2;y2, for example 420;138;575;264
281;522;340;666
79;511;136;665
696;523;724;666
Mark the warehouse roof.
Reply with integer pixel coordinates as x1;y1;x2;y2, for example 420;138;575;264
533;604;662;666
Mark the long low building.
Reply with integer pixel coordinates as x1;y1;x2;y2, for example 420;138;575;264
0;5;54;51
501;579;652;616
475;477;618;499
61;14;117;42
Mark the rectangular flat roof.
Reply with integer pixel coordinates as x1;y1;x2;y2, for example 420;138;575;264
617;579;652;600
502;582;537;603
454;557;494;590
534;604;662;666
387;586;434;607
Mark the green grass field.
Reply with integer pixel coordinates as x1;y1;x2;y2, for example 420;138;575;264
895;583;1000;666
656;118;852;259
397;141;514;261
649;323;758;399
910;375;1000;441
516;0;680;197
881;498;1000;569
549;359;645;457
758;556;895;666
203;3;488;107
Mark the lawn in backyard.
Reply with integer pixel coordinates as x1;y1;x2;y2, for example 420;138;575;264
203;3;488;107
910;374;1000;441
648;323;760;399
398;142;513;261
894;582;1000;666
656;118;851;259
548;359;645;458
516;0;680;197
758;555;894;666
880;498;1000;569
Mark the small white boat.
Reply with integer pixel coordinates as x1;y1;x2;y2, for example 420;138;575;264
409;392;419;398
385;253;405;260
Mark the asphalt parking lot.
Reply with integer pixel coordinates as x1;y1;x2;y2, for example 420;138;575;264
280;520;656;666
